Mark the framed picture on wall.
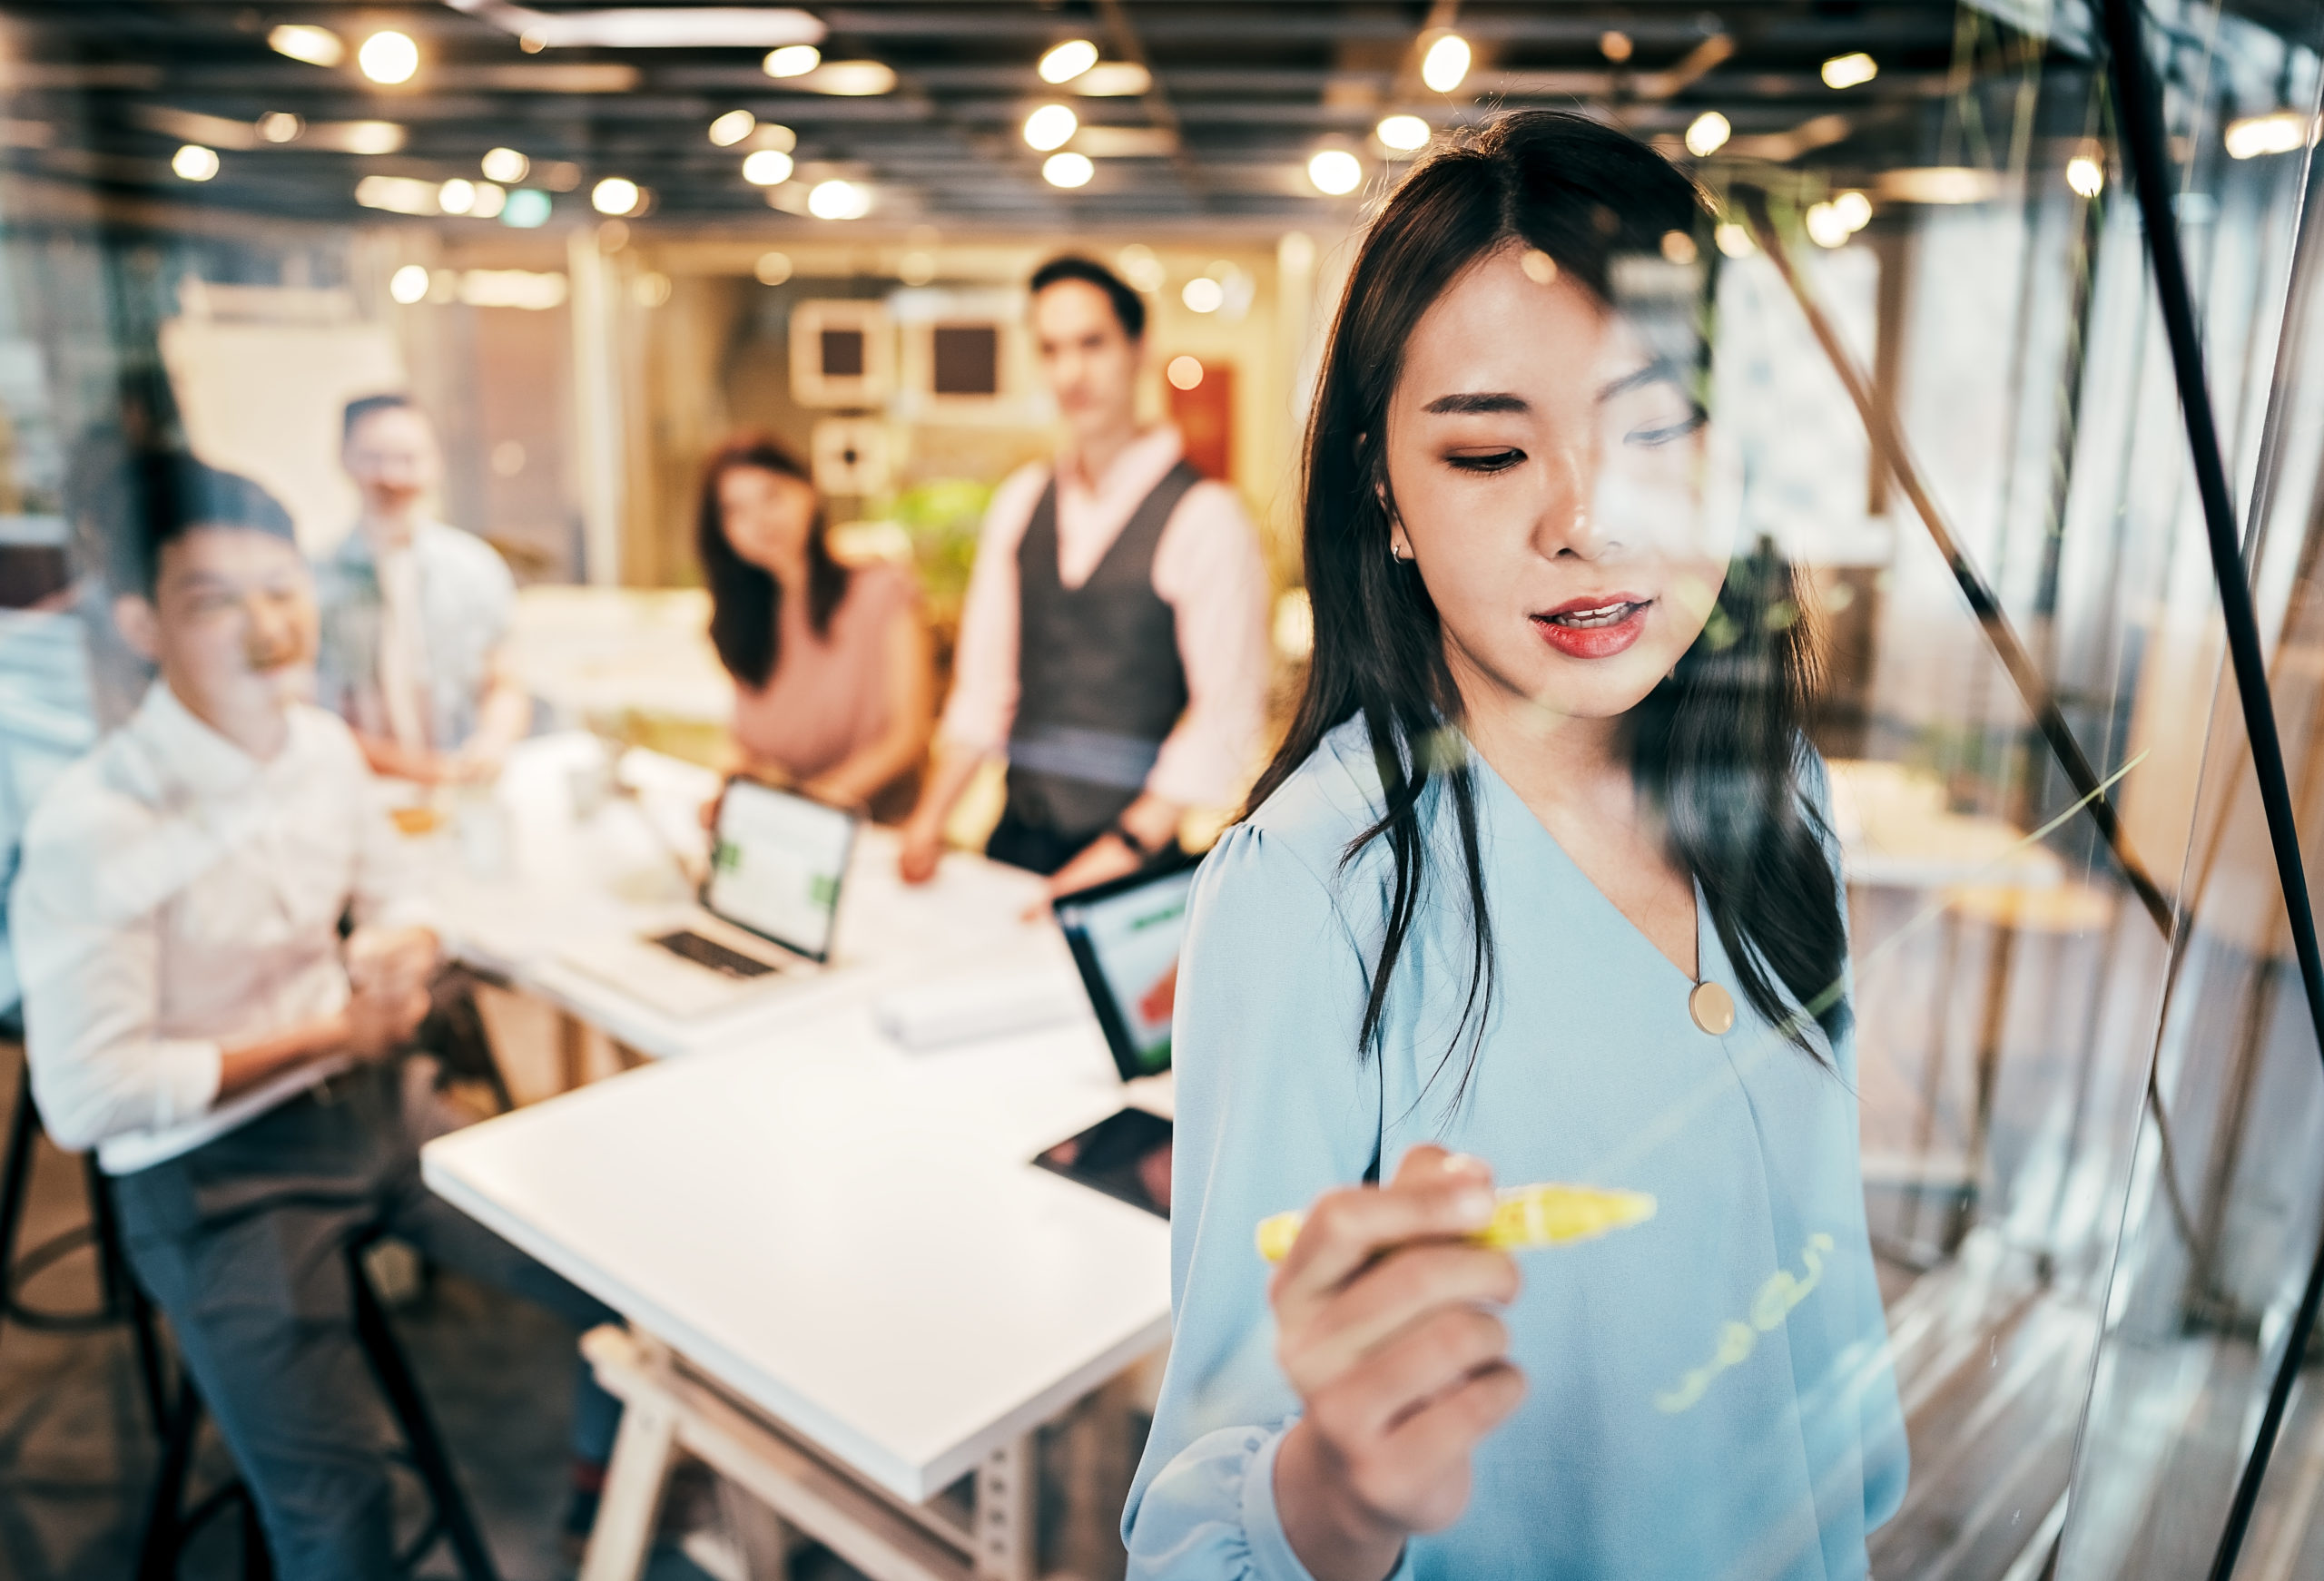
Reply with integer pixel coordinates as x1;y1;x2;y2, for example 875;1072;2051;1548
811;417;892;497
789;300;893;408
901;318;1019;413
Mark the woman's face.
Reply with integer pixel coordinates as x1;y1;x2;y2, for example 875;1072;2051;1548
1383;243;1729;730
718;464;818;575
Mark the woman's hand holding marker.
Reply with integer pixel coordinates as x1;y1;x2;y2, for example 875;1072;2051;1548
1269;1145;1529;1581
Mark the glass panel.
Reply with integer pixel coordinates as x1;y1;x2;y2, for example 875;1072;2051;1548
2056;5;2324;1576
11;3;2324;1576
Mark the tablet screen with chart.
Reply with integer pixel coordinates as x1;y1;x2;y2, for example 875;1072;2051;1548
1053;863;1196;1081
704;780;859;963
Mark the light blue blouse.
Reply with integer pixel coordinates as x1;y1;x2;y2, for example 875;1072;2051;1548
1124;719;1907;1581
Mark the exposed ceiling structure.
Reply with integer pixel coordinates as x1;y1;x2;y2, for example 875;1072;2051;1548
0;2;2060;232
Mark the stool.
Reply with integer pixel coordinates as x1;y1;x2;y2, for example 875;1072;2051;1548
0;1033;257;1576
0;1042;169;1428
138;1229;505;1581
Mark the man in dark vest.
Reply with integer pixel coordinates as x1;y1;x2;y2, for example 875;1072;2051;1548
899;256;1269;895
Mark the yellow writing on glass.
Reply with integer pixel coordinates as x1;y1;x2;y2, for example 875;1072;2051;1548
1254;1182;1656;1262
1654;1232;1835;1413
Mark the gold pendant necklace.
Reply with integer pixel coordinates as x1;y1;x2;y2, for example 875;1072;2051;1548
1688;979;1736;1036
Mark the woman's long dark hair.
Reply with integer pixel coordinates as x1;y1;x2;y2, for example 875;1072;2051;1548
1247;111;1846;1099
697;433;850;689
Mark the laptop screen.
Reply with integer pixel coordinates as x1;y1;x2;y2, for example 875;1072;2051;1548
704;779;859;962
1054;863;1197;1081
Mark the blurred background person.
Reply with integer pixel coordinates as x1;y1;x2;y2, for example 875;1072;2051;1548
316;393;531;785
10;451;619;1575
898;256;1269;894
700;433;932;819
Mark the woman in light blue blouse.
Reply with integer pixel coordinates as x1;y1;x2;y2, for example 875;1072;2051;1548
1123;113;1907;1581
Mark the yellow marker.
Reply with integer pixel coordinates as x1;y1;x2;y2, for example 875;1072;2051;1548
1256;1183;1658;1262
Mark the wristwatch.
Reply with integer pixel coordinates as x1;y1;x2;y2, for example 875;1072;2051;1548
1108;816;1160;860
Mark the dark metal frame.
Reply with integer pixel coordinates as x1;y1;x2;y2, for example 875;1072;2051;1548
2097;2;2324;1577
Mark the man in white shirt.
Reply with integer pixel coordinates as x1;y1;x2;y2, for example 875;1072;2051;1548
11;454;617;1577
315;394;532;784
898;255;1271;896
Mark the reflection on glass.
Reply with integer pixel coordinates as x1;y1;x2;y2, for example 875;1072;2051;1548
5;1;2324;1574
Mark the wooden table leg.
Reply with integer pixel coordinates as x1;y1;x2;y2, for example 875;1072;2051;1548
580;1385;677;1581
558;1009;589;1093
716;1474;794;1580
973;1434;1035;1581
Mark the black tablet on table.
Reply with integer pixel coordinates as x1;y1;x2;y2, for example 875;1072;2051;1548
1032;859;1198;1219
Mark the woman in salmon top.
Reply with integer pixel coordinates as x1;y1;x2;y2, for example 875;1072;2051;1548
698;434;933;817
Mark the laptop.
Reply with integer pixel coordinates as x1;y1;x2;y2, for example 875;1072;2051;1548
557;777;860;1018
1033;859;1198;1217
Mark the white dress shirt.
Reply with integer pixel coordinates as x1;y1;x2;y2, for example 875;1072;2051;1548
938;427;1272;810
11;681;433;1174
313;519;517;752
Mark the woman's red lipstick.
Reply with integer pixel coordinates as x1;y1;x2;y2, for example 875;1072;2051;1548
1531;594;1651;659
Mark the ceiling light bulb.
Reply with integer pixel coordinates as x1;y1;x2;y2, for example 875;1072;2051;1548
1820;52;1878;90
1660;230;1699;265
1116;244;1166;293
1684;111;1731;158
1182;277;1225;313
501;188;552;228
808;179;871;219
389;265;430;304
1421;33;1472;94
764;44;821;78
708;110;756;146
438;178;478;215
591;176;641;216
1376;114;1431;152
469;182;507;219
481;147;529;183
268;25;344;68
1024;103;1078;152
2066;154;2105;197
172;144;219;182
809;61;895;96
1074;62;1150;96
1166;356;1204;391
1832;190;1873;231
743;149;795;185
1043;152;1094;188
358;30;419;85
257;112;303;143
1600;30;1634;64
1039;39;1099;84
1714;221;1755;258
1308;148;1363;195
755;250;793;285
2224;111;2310;160
1805;201;1851;248
341;121;403;155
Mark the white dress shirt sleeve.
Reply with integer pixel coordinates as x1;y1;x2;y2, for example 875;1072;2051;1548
936;462;1052;757
1146;481;1274;810
322;715;437;936
10;787;223;1154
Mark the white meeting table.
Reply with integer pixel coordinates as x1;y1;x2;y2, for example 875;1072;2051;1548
423;988;1176;1581
416;734;1177;1580
415;732;1046;1064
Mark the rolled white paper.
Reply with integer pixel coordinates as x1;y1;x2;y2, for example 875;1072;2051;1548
874;969;1090;1050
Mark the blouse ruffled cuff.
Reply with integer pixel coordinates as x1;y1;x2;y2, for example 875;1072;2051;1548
1129;1423;1413;1581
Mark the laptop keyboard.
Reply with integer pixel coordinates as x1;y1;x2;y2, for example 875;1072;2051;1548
651;929;782;979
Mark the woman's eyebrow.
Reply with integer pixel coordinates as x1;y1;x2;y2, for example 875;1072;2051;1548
1597;360;1679;401
1421;391;1530;415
